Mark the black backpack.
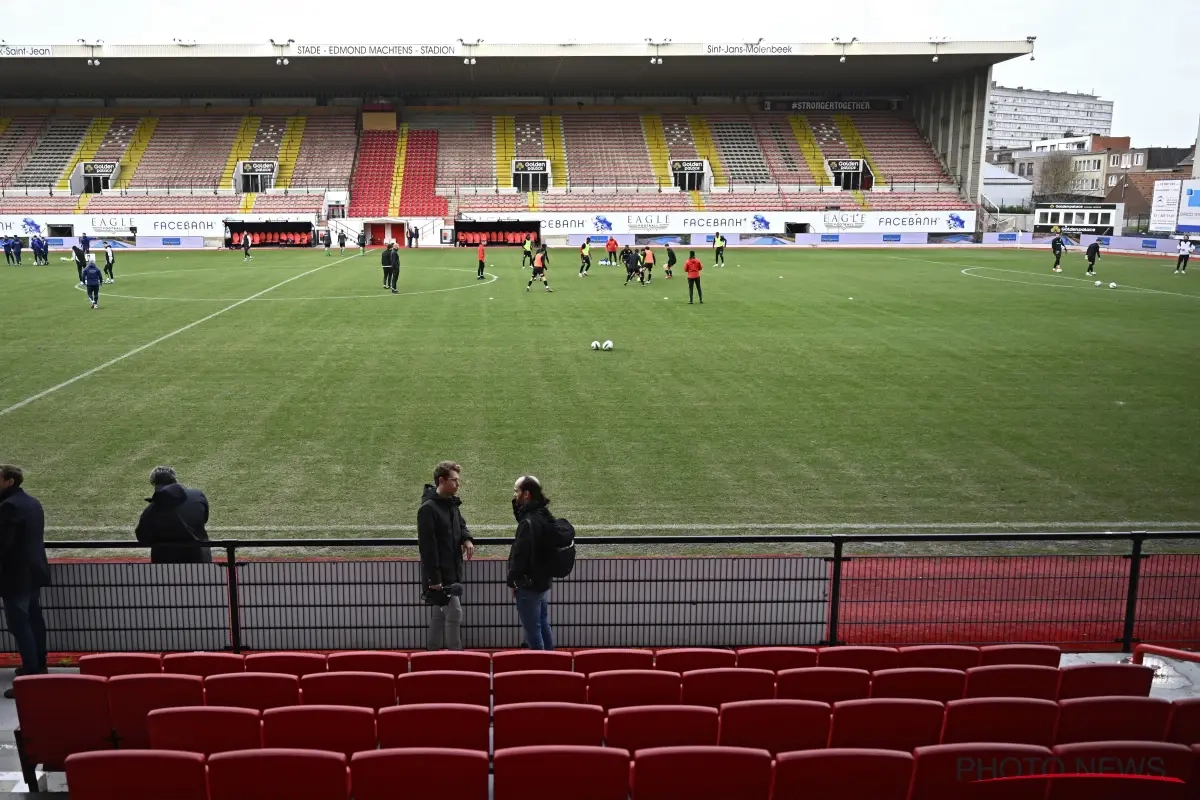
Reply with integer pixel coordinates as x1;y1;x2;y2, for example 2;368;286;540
541;517;576;579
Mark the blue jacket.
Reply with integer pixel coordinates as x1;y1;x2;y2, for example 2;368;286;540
0;486;49;594
82;264;103;286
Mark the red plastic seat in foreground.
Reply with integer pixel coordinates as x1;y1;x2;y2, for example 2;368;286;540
1053;697;1172;744
908;743;1054;800
870;668;967;703
492;650;574;673
771;748;914;800
494;745;630;800
78;653;163;678
108;674;205;749
605;705;718;752
941;698;1059;747
718;699;831;754
351;748;488;800
978;644;1061;667
261;705;376;757
1051;741;1194;782
1043;774;1187;800
587;669;681;710
162;652;245;678
817;646;900;671
395;671;490;707
898;645;981;671
408;651;491;673
829;698;944;752
325;651;409;677
493;670;587;705
205;672;300;711
776;667;871;704
65;750;208;800
1166;697;1200;745
244;652;328;677
377;704;488;752
573;649;654;675
632;746;773;800
681;668;775;708
14;675;113;780
301;671;395;711
208;748;349;800
655;649;737;673
494;702;606;750
1056;663;1154;700
964;665;1059;700
147;706;262;755
735;647;818;672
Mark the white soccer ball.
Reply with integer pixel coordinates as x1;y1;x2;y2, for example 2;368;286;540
1095;281;1102;286
1109;282;1117;289
590;341;601;350
602;340;613;351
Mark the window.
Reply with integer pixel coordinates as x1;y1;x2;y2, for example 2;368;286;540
1110;154;1120;167
1050;212;1061;224
1121;154;1132;167
1039;212;1049;224
1090;212;1100;224
1108;175;1118;187
1134;153;1144;166
1101;213;1111;224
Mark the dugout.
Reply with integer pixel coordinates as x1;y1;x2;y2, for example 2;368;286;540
453;219;540;247
225;220;314;248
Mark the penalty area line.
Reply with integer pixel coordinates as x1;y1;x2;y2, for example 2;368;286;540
0;255;355;418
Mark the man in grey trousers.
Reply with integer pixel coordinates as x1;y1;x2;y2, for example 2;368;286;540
417;461;475;650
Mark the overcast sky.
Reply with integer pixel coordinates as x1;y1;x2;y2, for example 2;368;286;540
8;0;1197;146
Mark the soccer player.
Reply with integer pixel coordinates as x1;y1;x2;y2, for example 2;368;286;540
322;229;332;256
72;243;86;286
80;232;92;257
713;232;726;267
338;230;347;255
521;234;534;267
1085;240;1099;277
82;258;103;309
2;237;11;265
578;239;591;277
242;232;252;262
685;250;703;304
1176;237;1193;274
665;244;676;278
477;239;487;280
622;245;642;285
388;243;400;293
527;245;552;292
642;245;655;284
102;242;115;283
1050;232;1067;272
11;236;21;265
357;230;366;256
381;242;393;288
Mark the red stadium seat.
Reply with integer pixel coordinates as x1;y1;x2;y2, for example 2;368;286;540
941;698;1060;747
244;653;328;677
492;651;574;673
772;749;915;800
108;674;205;749
680;668;775;708
205;673;300;711
147;706;262;755
301;671;395;710
377;704;489;752
65;750;208;800
632;746;773;800
587;669;681;710
573;649;654;675
325;652;408;676
494;670;587;705
605;705;718;752
776;667;872;703
262;705;377;757
870;668;967;702
408;651;491;673
494;745;631;800
735;647;818;672
1042;774;1187;800
351;748;489;800
717;699;831;754
494;702;605;750
14;675;113;779
978;645;1061;667
829;698;945;751
964;665;1059;700
818;646;900;672
655;648;736;673
1057;663;1154;700
208;748;349;800
1166;697;1200;745
78;653;163;677
908;743;1054;800
162;652;245;678
395;671;490;707
1051;740;1194;781
1054;697;1171;744
899;646;981;671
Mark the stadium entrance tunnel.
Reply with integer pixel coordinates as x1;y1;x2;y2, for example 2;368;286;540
226;220;315;249
453;219;540;247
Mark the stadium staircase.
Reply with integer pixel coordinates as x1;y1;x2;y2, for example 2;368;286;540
221;116;260;188
788;115;831;186
73;194;91;213
527;191;539;212
689;190;705;210
91;117;141;170
248;116;286;161
347;129;397;217
240;194;257;213
494;115;515;187
641;114;672;189
111;117;157;189
541;115;568;188
687;116;726;188
386;125;408;217
55;117;113;191
850;190;868;209
273;116;306;189
834;114;886;185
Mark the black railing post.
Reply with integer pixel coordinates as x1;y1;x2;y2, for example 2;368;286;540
225;545;243;654
1120;534;1146;652
825;538;845;646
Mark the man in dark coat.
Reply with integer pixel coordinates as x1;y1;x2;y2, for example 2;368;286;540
417;461;475;650
388;243;400;293
135;466;212;564
381;242;394;289
507;475;557;650
0;465;49;696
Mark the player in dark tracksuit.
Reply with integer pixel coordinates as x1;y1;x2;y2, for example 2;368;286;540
357;231;366;256
72;244;87;285
11;237;21;265
622;246;642;285
2;238;12;265
665;245;677;279
242;234;252;262
103;243;116;283
1050;234;1067;272
1085;241;1100;276
80;233;92;256
82;260;103;309
382;243;393;288
388;244;400;292
322;230;332;256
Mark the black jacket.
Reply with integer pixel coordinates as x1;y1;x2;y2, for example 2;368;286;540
381;248;392;267
135;483;212;563
507;498;555;592
416;484;473;587
0;487;50;595
390;249;400;269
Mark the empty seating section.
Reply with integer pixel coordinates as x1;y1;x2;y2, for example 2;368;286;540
0;116;49;186
0;196;82;213
288;116;356;189
513;115;544;158
661;115;700;160
454;194;527;212
561;114;654;186
853;112;951;184
866;191;971;210
92;117;140;161
537;193;691;211
13;119;91;187
705;116;772;183
249;194;323;213
126;116;241;188
248;116;287;160
808;115;852;160
398;129;447;216
348;129;396;217
750;115;815;184
405;113;494;188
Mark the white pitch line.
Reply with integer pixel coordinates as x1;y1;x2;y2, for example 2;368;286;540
1;255;352;418
45;520;1200;533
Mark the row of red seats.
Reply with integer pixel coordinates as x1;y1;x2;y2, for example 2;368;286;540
230;231;312;247
456;230;539;246
77;644;1065;679
65;742;1200;800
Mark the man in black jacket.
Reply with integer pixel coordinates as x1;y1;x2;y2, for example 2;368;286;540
382;242;393;288
135;466;212;564
0;465;49;695
388;244;400;293
507;475;556;650
417;461;475;650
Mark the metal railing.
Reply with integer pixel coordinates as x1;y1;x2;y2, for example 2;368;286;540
15;530;1198;655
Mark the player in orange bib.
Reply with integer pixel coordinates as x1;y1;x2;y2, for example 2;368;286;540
526;246;553;292
476;240;487;280
642;246;656;285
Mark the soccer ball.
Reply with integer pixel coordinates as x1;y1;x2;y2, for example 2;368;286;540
1095;281;1102;286
590;341;601;350
1109;282;1117;289
602;340;613;351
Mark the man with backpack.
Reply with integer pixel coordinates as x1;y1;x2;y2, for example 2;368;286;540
507;475;574;650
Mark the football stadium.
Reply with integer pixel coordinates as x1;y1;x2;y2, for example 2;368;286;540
0;37;1198;797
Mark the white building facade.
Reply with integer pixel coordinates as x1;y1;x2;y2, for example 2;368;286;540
988;84;1113;150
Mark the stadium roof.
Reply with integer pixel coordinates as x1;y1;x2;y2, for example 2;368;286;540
0;40;1034;98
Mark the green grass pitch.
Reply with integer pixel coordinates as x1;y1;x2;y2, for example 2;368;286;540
1;245;1198;546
